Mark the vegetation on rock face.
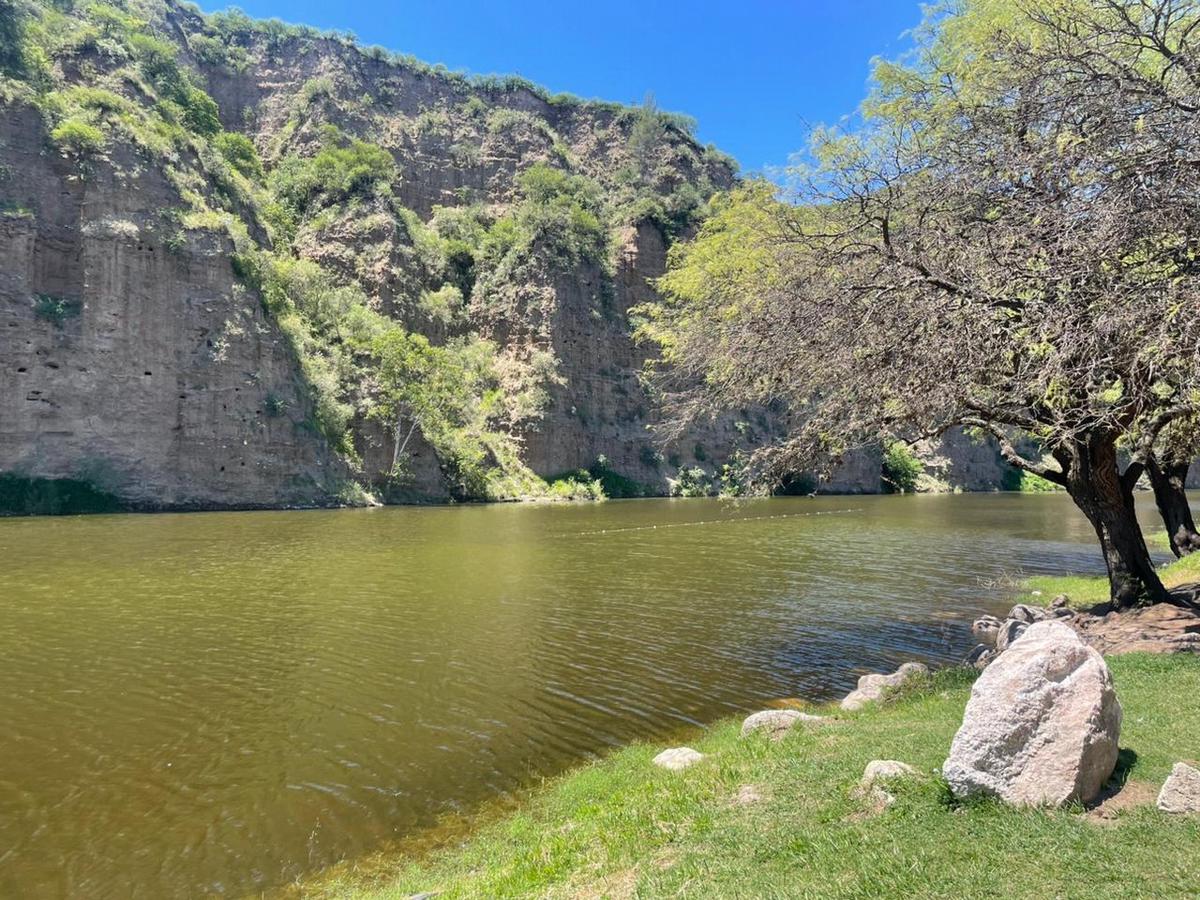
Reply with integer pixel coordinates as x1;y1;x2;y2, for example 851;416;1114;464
647;0;1200;607
307;654;1200;898
881;442;922;495
0;0;738;504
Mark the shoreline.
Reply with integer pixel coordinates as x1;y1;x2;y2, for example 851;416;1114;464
299;652;1200;899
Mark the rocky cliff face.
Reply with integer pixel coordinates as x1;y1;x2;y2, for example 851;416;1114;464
0;0;1022;512
0;102;344;510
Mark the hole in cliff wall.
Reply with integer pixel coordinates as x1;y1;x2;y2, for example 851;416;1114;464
0;475;125;516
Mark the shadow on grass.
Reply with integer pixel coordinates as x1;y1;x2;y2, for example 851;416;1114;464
1085;747;1140;810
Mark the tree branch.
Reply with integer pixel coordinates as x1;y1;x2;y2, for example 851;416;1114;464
960;417;1068;485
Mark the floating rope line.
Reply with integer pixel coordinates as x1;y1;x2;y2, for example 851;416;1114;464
572;507;864;537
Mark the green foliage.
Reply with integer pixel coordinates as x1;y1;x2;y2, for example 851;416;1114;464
50;117;104;154
512;163;608;267
588;456;655;499
269;125;395;217
670;465;713;497
1001;467;1065;493
232;251;366;448
127;30;222;136
544;470;606;501
0;0;26;77
881;441;922;494
212;131;263;179
33;293;82;326
371;328;537;500
189;32;251;72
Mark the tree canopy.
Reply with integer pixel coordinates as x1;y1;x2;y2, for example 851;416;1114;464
646;0;1200;607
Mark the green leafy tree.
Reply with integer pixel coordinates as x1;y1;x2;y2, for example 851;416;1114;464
648;1;1200;608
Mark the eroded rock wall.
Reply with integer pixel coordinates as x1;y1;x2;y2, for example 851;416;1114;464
0;104;344;510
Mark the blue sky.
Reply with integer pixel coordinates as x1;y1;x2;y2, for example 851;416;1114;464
200;1;926;173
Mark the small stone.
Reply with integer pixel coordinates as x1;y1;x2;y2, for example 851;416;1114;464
994;618;1029;651
740;709;822;739
840;662;929;711
1157;763;1200;814
652;747;704;771
1007;603;1050;624
1051;594;1070;609
971;615;1002;647
855;759;920;807
964;644;996;670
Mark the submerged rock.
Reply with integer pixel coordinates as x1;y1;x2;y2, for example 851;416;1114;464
840;662;929;711
944;620;1121;806
652;747;704;771
740;709;822;739
1157;762;1200;814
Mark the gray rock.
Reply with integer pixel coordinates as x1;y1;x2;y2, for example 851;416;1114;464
1007;603;1050;624
1157;762;1200;814
971;615;1003;647
652;747;704;771
964;643;997;670
740;709;823;739
1051;594;1070;609
994;618;1029;651
943;620;1121;806
840;662;929;711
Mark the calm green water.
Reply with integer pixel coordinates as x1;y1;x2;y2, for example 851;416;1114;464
0;494;1130;897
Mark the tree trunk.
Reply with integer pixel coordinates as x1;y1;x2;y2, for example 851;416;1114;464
1060;436;1169;609
1147;458;1200;557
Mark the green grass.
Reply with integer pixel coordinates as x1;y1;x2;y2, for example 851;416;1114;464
1026;544;1200;609
307;656;1200;899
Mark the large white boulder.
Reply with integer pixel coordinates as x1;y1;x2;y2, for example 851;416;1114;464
943;619;1121;806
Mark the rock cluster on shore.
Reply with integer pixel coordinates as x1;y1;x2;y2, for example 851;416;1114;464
969;597;1200;668
648;608;1198;821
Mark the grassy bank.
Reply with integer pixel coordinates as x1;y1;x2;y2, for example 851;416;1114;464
1026;540;1200;608
309;655;1200;899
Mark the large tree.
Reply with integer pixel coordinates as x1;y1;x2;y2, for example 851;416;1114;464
644;0;1200;608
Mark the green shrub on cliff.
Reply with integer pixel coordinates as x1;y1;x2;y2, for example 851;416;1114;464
0;0;24;76
50;117;104;154
507;163;609;268
269;125;396;217
882;441;923;494
212;131;263;179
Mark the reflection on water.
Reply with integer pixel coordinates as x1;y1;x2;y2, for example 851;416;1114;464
0;494;1134;897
